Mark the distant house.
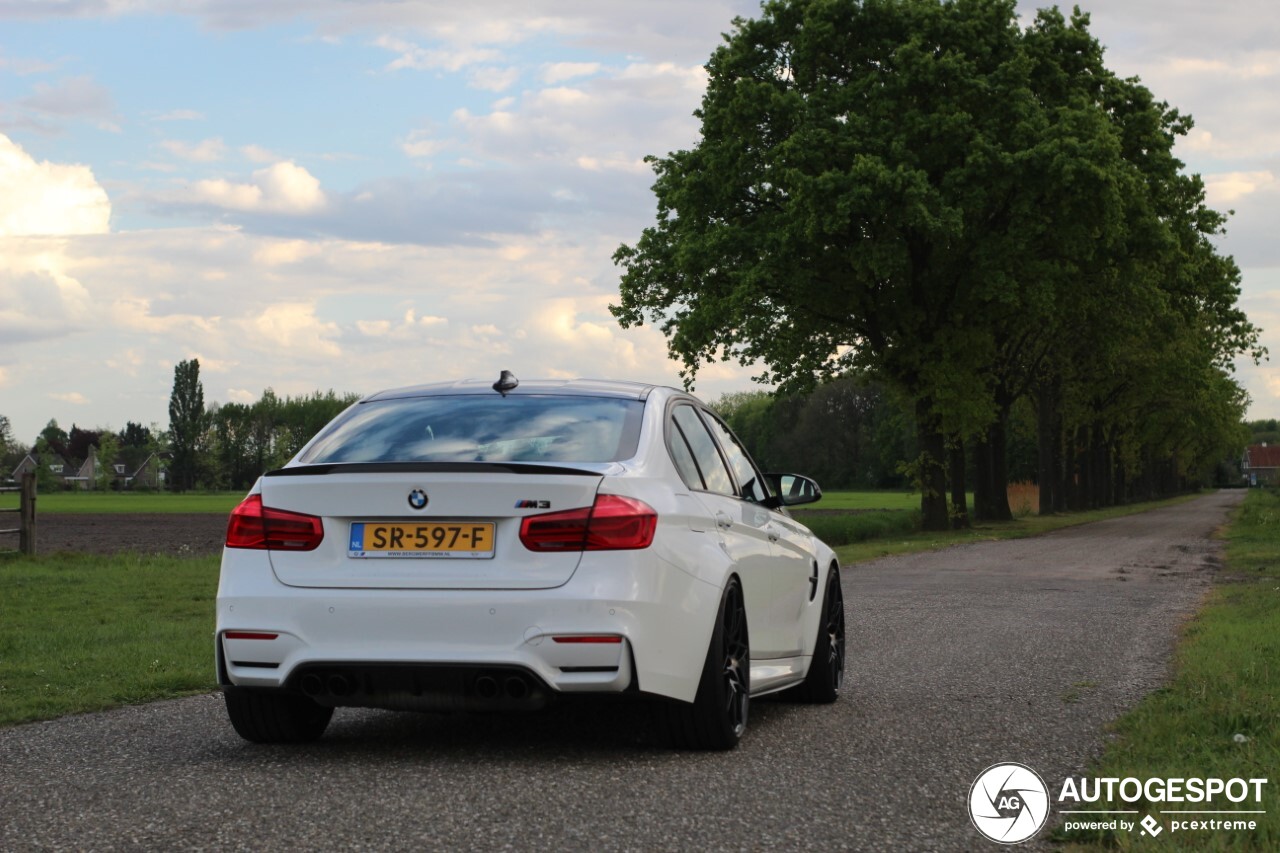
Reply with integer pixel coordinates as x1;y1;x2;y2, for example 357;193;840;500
126;452;167;489
7;449;167;491
9;453;75;486
68;447;168;490
1242;444;1280;486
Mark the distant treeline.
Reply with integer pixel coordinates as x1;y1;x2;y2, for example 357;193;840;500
204;389;361;491
713;374;1255;508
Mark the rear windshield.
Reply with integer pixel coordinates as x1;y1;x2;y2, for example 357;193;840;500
297;395;645;465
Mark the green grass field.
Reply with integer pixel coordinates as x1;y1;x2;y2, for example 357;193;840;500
0;552;219;726
0;491;243;514
805;490;922;511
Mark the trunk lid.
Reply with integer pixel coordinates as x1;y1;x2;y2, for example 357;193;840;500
260;464;604;589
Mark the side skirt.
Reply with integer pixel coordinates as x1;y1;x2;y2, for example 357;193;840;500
749;656;808;696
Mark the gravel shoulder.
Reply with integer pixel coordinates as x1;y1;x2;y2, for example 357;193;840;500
0;491;1242;851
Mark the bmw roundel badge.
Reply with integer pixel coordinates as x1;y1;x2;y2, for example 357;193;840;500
408;489;429;510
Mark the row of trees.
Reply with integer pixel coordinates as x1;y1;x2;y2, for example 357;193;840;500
614;0;1261;528
712;374;1249;498
1;360;359;493
168;359;361;491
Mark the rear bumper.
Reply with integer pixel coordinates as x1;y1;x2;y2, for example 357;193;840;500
215;547;721;704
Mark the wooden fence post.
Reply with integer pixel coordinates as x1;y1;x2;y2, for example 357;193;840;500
19;472;36;556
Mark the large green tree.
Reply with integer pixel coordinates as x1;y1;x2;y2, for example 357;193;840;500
168;358;205;492
615;0;1098;527
614;0;1258;528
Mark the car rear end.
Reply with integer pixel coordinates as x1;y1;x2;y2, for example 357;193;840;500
214;381;721;718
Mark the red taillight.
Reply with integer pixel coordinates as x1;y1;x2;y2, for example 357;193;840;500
225;494;324;551
519;494;657;552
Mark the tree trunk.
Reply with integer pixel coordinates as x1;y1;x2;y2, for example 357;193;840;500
916;399;950;532
1090;422;1109;508
972;415;1013;522
1071;425;1091;510
949;437;969;529
1036;379;1064;515
1112;438;1126;504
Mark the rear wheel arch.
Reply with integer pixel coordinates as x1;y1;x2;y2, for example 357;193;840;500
657;573;750;750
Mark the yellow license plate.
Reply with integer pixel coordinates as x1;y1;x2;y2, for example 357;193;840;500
348;522;496;559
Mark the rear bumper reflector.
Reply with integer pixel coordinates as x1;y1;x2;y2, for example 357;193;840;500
224;632;280;641
552;635;623;644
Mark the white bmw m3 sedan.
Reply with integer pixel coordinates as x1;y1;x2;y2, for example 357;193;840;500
215;374;844;750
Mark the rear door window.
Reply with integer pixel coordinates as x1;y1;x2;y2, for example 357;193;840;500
670;405;734;496
703;413;770;504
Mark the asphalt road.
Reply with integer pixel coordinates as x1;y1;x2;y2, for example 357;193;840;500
0;491;1241;851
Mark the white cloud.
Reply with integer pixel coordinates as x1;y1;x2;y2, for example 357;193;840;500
160;137;227;162
356;308;448;339
0;221;743;443
374;34;500;73
105;347;145;375
400;129;447;159
49;391;88;404
243;303;342;359
469;66;520;92
1205;171;1276;205
189;161;327;214
153;109;205;122
541;62;601;84
241;144;278;163
252;238;323;266
0;53;58;75
0;264;93;344
19;74;119;131
1163;54;1280;81
0;134;110;236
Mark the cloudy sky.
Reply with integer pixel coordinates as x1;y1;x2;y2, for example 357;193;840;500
1;1;1277;445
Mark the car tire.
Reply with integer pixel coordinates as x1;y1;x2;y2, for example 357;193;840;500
224;688;334;743
658;576;750;750
788;564;845;704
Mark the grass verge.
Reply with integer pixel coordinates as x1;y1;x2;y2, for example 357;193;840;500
1054;488;1280;850
0;552;219;727
831;493;1201;565
807;490;924;511
793;509;920;547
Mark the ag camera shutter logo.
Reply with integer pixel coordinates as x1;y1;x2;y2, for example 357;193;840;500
969;762;1051;844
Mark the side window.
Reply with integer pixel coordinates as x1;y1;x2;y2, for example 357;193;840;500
667;422;704;490
671;405;734;496
703;413;770;504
